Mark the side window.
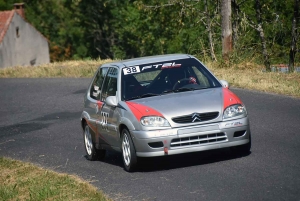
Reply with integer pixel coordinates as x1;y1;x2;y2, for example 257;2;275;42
90;67;108;100
191;66;210;87
101;67;118;101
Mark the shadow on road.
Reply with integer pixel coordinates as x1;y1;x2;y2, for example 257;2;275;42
88;148;251;172
0;111;80;138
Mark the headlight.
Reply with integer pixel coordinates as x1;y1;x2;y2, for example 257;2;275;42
141;116;170;127
223;104;247;119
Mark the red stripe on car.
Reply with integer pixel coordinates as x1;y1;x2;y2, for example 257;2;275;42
222;88;242;109
126;101;163;121
97;100;103;108
86;119;108;144
86;120;97;134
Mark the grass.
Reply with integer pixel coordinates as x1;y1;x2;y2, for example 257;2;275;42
0;60;114;78
0;59;299;98
207;61;300;98
0;157;110;201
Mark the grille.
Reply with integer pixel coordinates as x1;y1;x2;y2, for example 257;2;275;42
172;112;219;123
170;133;227;148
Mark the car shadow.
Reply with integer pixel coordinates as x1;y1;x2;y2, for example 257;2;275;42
0;111;81;138
92;148;251;172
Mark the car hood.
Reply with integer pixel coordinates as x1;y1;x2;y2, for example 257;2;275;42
127;88;224;127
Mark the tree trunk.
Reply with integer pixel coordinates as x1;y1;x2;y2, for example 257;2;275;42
204;0;217;61
255;0;270;71
232;0;239;48
221;0;232;61
289;0;299;73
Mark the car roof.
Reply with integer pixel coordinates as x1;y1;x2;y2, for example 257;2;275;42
100;54;193;68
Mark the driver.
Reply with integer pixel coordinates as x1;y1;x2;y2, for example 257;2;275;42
166;68;197;90
167;67;185;86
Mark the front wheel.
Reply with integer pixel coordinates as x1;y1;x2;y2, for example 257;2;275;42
83;123;106;161
121;129;138;172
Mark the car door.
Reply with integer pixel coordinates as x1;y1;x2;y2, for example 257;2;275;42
87;67;108;146
96;67;119;148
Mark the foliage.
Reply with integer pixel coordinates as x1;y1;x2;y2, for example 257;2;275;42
0;0;299;65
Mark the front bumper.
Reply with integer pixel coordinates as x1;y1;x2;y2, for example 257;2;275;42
130;117;250;157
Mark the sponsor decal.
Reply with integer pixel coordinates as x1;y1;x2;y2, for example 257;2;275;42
161;62;181;69
123;66;141;75
140;62;182;71
224;122;243;127
141;65;151;71
153;130;176;137
100;111;109;131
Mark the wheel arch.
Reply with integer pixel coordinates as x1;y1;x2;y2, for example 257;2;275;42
81;118;87;130
81;111;90;130
119;124;129;139
119;123;138;152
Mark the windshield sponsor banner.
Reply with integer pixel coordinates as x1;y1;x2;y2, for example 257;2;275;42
123;62;182;75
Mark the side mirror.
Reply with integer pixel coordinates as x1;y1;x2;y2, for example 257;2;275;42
220;80;229;89
105;96;118;107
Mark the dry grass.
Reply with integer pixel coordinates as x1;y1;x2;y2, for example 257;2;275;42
207;61;300;98
0;59;299;98
0;59;114;78
0;157;110;201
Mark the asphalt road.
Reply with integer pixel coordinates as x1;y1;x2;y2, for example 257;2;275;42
0;78;300;201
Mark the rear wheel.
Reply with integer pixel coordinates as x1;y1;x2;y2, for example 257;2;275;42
83;123;106;161
121;129;138;172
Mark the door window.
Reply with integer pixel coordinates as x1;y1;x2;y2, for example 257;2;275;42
90;67;108;100
101;67;118;101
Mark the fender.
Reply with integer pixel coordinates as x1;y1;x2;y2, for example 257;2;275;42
119;117;135;132
81;111;91;123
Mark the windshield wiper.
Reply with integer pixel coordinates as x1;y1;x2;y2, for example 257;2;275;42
174;87;209;93
124;96;141;101
161;89;174;95
124;93;160;101
140;93;159;98
174;87;195;92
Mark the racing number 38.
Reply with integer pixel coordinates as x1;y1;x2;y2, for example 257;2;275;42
123;66;141;75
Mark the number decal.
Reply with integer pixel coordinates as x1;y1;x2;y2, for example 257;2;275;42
100;112;109;131
123;66;140;75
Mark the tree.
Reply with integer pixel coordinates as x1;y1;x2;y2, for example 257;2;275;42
289;0;299;72
204;0;217;61
255;0;270;71
221;0;232;61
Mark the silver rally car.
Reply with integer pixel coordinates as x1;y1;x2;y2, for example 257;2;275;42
81;54;251;171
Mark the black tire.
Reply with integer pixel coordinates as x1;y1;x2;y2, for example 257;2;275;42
231;132;251;155
83;123;106;161
121;128;138;172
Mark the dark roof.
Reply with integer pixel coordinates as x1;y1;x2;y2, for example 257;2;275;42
0;10;14;43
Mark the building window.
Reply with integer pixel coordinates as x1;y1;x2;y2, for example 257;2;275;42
16;27;20;38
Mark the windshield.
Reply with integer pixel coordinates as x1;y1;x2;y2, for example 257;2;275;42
121;58;221;101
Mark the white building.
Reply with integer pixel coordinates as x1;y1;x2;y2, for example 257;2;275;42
0;3;50;68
